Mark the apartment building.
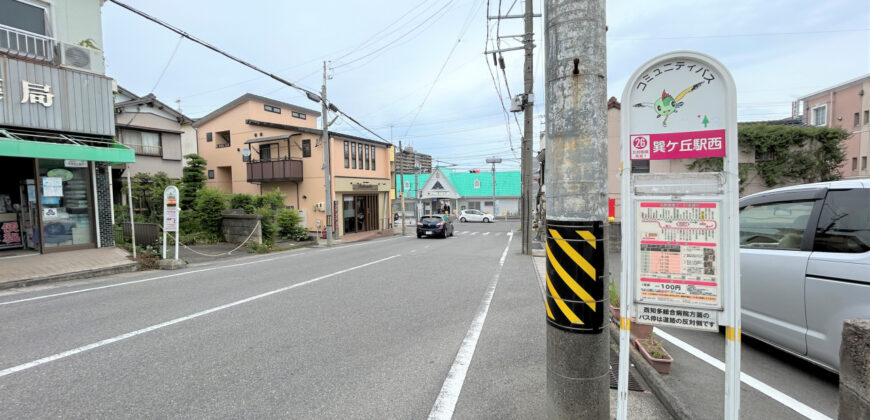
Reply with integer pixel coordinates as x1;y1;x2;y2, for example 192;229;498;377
796;74;870;178
193;93;393;236
0;0;133;254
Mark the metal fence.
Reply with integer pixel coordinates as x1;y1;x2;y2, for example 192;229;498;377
0;24;54;62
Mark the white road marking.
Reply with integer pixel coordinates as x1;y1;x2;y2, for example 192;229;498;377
0;255;399;378
429;232;513;419
653;328;832;420
0;236;404;307
470;232;478;236
482;232;490;236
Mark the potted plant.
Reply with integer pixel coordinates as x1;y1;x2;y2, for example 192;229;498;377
634;336;673;375
608;282;654;339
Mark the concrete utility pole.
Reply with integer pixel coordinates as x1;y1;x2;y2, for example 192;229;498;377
521;0;535;255
544;1;609;419
414;156;420;221
486;157;502;218
321;61;333;246
398;134;406;236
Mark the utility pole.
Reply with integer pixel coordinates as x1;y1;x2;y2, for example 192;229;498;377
486;157;501;218
544;1;609;419
521;0;534;255
398;132;406;236
321;61;333;247
414;156;420;221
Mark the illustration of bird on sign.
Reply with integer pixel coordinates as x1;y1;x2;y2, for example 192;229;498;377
633;82;703;127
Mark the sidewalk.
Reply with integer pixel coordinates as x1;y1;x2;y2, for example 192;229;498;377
531;242;675;419
0;247;136;290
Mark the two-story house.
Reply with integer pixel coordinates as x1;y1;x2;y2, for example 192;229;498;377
113;86;194;198
193;93;393;237
0;0;134;255
797;74;870;179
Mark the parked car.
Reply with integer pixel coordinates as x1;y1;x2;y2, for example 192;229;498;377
459;209;493;223
417;214;454;238
739;178;870;372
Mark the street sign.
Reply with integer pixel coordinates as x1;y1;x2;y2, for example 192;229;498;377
162;186;180;260
617;51;741;420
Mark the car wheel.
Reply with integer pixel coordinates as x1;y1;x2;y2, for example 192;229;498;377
484;217;490;223
460;217;466;222
417;234;422;238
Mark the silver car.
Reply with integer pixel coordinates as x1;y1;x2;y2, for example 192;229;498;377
739;178;870;372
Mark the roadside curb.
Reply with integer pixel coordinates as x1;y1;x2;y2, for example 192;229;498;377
609;322;697;420
0;263;138;291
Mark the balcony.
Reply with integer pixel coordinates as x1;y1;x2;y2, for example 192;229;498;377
0;24;54;62
247;157;303;182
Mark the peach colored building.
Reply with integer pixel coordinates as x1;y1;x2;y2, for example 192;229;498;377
192;94;393;236
797;74;870;179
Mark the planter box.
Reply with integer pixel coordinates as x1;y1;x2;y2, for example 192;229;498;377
610;306;654;339
634;338;673;375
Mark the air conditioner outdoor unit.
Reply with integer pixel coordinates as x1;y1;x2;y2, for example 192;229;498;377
58;42;105;74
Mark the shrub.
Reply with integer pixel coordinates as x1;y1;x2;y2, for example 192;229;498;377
229;193;256;214
254;188;286;210
181;154;207;210
136;249;160;270
276;208;307;239
247;242;272;254
254;207;276;245
194;187;228;236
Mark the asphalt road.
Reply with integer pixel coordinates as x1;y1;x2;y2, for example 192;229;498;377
0;221;551;419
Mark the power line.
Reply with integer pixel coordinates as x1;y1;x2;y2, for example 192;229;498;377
108;0;389;144
609;27;869;42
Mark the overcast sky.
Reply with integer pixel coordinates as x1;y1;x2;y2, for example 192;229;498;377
102;0;870;171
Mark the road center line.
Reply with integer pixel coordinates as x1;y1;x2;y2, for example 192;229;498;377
428;232;513;420
0;255;399;379
652;328;832;420
0;236;405;307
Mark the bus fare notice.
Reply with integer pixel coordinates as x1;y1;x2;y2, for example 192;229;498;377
635;201;721;309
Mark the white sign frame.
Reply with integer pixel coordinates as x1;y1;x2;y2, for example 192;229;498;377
617;51;741;420
162;186;180;260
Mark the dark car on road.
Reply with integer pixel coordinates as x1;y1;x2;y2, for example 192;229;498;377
417;214;454;238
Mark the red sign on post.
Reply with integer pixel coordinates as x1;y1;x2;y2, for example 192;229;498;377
630;129;725;160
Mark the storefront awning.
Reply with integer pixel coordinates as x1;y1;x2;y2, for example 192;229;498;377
0;129;135;164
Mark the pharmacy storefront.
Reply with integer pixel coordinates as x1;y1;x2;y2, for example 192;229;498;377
0;56;134;254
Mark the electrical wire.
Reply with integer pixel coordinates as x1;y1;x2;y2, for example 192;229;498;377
484;0;517;151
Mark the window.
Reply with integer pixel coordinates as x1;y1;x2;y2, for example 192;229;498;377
484;201;494;207
473;179;480;189
208;170;214;179
371;146;376;171
0;0;48;35
863;157;868;170
404;181;410;190
365;145;370;170
814;189;870;253
468;202;481;210
351;143;357;169
264;105;281;114
344;141;349;168
855;112;861;127
811;105;827;126
852;158;858;171
631;160;650;173
739;201;815;250
865;110;869;124
260;144;272;162
216;130;231;148
206;132;213;142
120;129;161;156
302;139;311;158
292;111;306;120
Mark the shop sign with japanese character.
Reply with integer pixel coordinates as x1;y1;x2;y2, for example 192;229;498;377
628;58;728;160
635;304;718;331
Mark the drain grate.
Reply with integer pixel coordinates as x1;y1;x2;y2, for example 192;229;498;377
610;348;645;392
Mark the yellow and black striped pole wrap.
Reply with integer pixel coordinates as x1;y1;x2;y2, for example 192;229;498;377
544;220;605;334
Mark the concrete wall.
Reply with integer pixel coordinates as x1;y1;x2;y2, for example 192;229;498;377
839;319;870;419
221;212;262;245
54;0;104;56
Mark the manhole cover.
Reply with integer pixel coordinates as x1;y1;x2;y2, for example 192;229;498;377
610;348;645;392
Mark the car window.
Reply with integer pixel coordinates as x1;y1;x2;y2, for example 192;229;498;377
739;200;815;250
813;189;870;253
421;217;442;223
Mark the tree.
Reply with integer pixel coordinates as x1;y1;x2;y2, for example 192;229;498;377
181;154;207;210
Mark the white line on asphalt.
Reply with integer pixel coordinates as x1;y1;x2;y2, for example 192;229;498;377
482;232;490;236
0;255;399;379
652;328;832;420
470;232;478;236
428;232;513;420
0;236;405;307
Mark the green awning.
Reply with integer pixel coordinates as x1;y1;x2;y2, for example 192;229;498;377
0;132;135;164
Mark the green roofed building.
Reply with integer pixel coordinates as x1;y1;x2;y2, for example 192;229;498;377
393;167;520;222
